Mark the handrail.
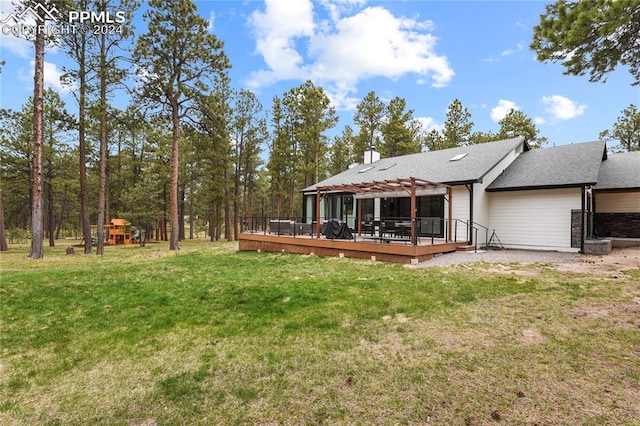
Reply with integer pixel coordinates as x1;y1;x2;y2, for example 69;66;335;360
239;216;491;250
466;220;490;251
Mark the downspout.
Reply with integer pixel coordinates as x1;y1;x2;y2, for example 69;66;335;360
580;185;585;253
592;191;597;238
467;183;474;244
447;186;452;241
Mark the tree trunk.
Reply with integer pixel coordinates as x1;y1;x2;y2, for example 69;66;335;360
47;180;55;246
78;41;92;254
169;95;180;250
96;32;108;255
223;168;231;241
189;196;194;239
179;184;185;240
29;14;45;259
55;204;64;240
0;195;8;251
78;25;92;254
234;151;240;240
210;202;222;241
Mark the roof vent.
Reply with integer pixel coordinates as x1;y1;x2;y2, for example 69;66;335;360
379;163;396;171
449;153;468;161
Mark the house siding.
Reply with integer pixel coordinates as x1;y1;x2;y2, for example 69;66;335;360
595;191;640;213
488;188;582;251
449;185;470;241
473;145;523;245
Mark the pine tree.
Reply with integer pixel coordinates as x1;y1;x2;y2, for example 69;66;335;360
134;0;229;250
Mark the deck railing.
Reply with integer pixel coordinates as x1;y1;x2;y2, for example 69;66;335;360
240;216;482;247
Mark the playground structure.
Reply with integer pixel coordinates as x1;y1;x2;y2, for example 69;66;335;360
91;218;140;245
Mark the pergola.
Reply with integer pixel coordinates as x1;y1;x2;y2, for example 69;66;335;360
315;177;452;242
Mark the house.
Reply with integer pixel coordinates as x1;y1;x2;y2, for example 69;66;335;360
592;150;640;245
301;137;639;253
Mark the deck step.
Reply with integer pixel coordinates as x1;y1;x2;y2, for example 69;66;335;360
456;245;476;252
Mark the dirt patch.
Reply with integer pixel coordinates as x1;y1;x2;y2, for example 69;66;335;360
520;328;548;345
416;247;640;278
568;299;640;324
556;247;640;277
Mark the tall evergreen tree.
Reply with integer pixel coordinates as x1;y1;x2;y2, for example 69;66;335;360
231;89;265;238
93;0;138;254
41;88;75;246
496;109;547;148
196;76;234;241
353;91;385;159
380;96;422;157
284;81;337;188
329;125;356;175
442;99;474;148
1;108;33;236
134;0;229;250
27;0;48;258
267;96;294;218
61;0;94;254
599;104;640;152
531;0;640;85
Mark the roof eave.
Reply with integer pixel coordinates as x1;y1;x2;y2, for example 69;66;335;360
486;182;597;193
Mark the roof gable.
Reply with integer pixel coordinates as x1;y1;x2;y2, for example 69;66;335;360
486;140;607;192
595;150;640;190
303;136;527;192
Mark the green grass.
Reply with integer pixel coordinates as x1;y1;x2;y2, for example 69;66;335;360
1;240;639;425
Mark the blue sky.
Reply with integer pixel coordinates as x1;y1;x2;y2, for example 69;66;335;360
1;0;639;148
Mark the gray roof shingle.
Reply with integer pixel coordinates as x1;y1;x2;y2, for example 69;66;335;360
486;140;607;192
303;136;527;193
595;150;640;190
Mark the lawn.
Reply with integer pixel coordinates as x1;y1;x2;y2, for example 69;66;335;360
1;240;639;425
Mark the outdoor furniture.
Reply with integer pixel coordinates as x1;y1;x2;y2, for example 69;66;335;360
382;220;398;238
294;222;313;236
395;221;412;238
324;220;353;240
269;220;294;235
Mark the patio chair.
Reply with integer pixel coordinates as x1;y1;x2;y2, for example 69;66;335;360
383;220;397;238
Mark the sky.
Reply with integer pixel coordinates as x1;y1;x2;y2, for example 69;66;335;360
1;0;639;150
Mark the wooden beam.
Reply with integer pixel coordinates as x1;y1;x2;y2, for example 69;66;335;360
410;178;416;244
316;189;321;237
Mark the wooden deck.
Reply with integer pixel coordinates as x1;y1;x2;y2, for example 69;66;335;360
238;233;468;264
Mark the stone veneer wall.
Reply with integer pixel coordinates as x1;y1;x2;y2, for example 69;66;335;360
594;213;640;239
571;210;586;249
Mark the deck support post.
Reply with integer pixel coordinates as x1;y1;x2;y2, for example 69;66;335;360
410;178;416;245
316;189;322;238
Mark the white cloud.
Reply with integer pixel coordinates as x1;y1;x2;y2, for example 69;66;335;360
484;41;525;62
491;99;519;122
248;0;315;85
1;33;32;58
1;1;32;58
416;116;442;133
534;116;546;125
247;0;454;109
19;60;72;93
207;11;215;32
541;95;586;120
501;42;524;57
